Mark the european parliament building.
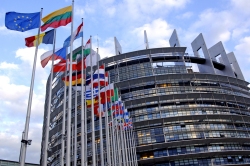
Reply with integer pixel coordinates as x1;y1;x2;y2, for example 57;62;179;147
40;29;250;166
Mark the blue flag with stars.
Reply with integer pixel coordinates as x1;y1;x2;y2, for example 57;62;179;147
5;12;40;32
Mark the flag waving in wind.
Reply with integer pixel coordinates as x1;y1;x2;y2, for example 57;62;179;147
41;6;72;31
5;12;40;32
63;23;83;47
25;29;55;47
40;47;67;68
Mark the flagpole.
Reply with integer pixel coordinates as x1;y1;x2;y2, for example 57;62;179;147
131;128;138;166
104;64;111;166
122;102;129;166
61;52;69;166
80;18;85;166
89;36;97;166
42;27;57;166
115;102;122;166
74;76;78;166
19;8;43;166
84;68;87;166
108;79;117;166
67;1;74;165
96;49;104;166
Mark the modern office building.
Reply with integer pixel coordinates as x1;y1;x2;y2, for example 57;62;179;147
0;159;39;166
40;29;250;166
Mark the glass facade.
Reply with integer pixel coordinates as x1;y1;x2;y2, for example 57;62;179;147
41;46;250;166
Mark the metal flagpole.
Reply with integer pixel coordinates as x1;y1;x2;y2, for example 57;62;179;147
131;128;138;166
67;1;74;165
121;101;129;166
128;128;133;165
115;102;122;165
90;36;96;166
125;130;131;166
117;97;125;165
103;64;111;166
84;67;87;166
42;28;57;166
61;49;69;166
122;119;129;165
74;76;78;166
96;48;104;166
20;8;43;166
108;80;117;166
80;18;85;166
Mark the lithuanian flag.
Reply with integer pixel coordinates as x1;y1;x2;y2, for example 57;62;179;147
41;6;72;32
25;29;54;47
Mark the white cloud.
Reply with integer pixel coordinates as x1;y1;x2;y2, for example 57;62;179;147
0;62;18;69
231;0;250;15
235;36;250;61
0;46;49;163
131;18;173;48
177;11;193;19
0;25;31;37
122;0;190;20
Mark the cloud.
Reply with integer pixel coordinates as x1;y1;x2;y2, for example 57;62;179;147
0;25;31;37
231;0;250;15
131;18;173;49
0;62;18;69
177;11;193;19
0;47;49;163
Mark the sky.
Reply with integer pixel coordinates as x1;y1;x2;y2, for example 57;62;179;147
1;0;250;164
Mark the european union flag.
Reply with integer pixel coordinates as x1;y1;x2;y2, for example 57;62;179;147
5;12;40;32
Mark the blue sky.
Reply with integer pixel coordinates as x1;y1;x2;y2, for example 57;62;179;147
1;0;250;164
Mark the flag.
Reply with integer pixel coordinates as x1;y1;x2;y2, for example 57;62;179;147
25;29;54;47
111;88;119;102
62;73;83;86
86;50;98;67
72;49;84;61
85;65;108;87
63;23;83;47
40;47;67;68
5;12;40;32
76;49;99;70
53;60;77;72
84;39;91;56
123;118;133;130
100;83;114;98
41;6;72;31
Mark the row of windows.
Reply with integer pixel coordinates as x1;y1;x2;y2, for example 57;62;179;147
138;143;250;160
136;129;250;146
152;156;249;166
121;86;249;101
132;108;250;123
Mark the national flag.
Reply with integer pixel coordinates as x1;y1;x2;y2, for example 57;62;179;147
41;6;72;32
86;99;99;107
63;23;83;47
86;50;98;67
72;49;85;61
53;60;77;72
25;29;54;47
62;73;83;86
97;83;114;104
76;49;99;70
40;47;67;68
123;118;133;130
86;65;108;87
5;12;40;32
111;88;119;102
84;39;91;56
100;83;114;97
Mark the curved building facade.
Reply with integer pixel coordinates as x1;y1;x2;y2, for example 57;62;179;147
40;30;250;166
